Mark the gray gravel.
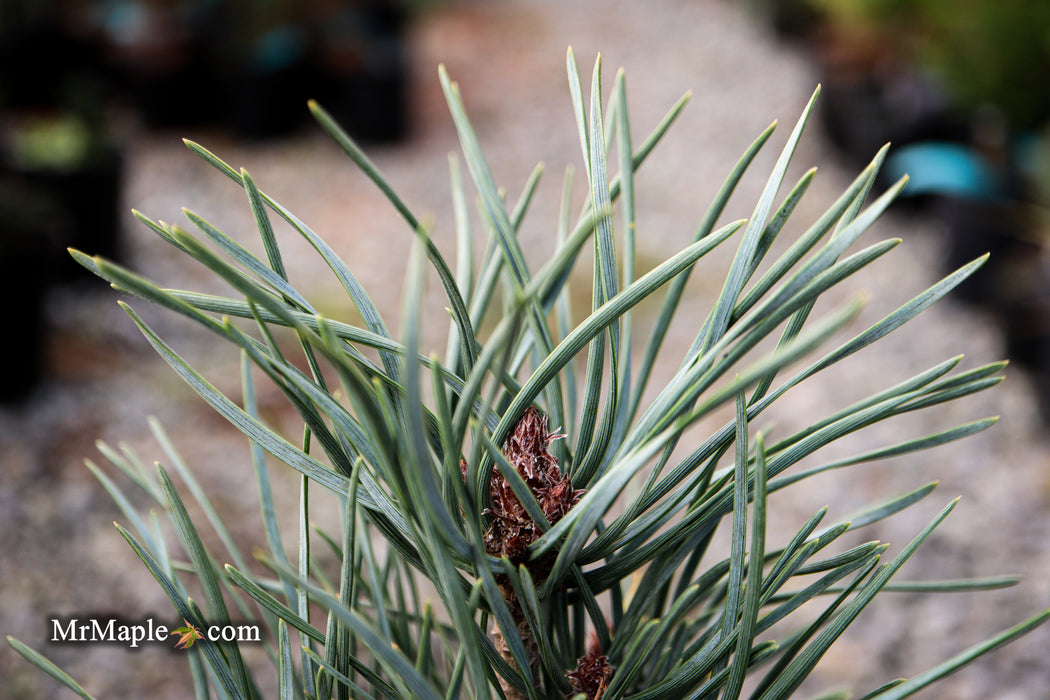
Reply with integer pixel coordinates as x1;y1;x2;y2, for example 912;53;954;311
3;1;1048;698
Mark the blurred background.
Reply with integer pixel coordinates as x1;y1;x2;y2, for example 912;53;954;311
1;0;1048;698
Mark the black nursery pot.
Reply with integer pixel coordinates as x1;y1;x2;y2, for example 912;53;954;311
0;13;108;111
0;131;124;399
311;3;411;144
1002;297;1050;423
929;195;1018;306
94;0;223;128
0;177;61;401
315;47;409;143
9;148;125;285
226;25;315;140
228;60;314;140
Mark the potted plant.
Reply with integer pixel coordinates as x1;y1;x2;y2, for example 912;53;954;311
308;0;411;143
216;0;314;139
8;49;1048;698
0;174;62;400
93;0;224;127
1;107;124;284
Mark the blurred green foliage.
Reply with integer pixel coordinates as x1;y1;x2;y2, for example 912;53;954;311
811;0;1050;131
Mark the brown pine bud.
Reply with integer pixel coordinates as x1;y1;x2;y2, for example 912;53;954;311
566;649;614;700
482;406;583;581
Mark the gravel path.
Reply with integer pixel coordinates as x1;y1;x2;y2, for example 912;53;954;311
3;1;1047;698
